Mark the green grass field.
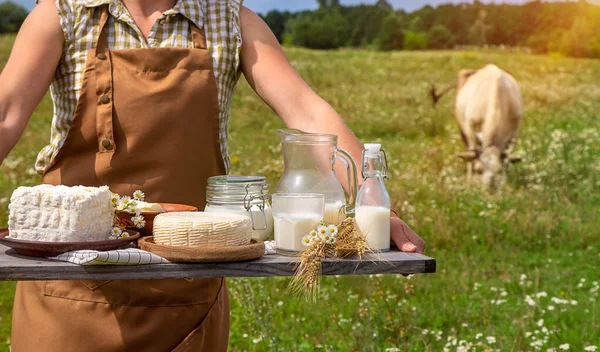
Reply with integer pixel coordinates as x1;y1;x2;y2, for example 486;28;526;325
1;33;599;351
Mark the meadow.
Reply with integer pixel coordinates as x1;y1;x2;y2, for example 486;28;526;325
1;33;599;351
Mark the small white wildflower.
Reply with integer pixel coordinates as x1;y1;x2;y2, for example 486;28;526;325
120;232;130;239
242;333;248;338
570;300;577;305
252;335;264;344
132;190;145;201
301;235;312;247
111;227;123;237
501;291;508;297
548;305;555;311
530;340;544;348
536;292;548;298
309;229;319;238
559;343;569;350
475;333;482;339
326;224;338;237
537;319;544;327
277;301;283;307
486;336;496;344
317;225;327;238
385;348;401;352
525;332;533;338
422;329;429;335
525;295;537;306
551;297;568;304
584;346;597;351
111;193;120;204
461;323;468;328
131;215;146;229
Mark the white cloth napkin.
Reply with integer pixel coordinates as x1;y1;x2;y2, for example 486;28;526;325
264;240;277;255
51;248;169;265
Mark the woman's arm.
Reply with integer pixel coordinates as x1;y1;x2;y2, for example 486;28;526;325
0;0;64;164
239;7;425;253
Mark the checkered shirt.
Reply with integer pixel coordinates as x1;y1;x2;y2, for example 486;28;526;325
35;0;243;174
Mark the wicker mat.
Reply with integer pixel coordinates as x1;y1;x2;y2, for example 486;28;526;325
138;236;265;263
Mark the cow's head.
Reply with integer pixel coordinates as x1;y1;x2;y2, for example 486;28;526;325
458;147;521;190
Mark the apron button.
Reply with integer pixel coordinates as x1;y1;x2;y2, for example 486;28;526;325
101;139;113;150
97;53;107;60
100;95;110;104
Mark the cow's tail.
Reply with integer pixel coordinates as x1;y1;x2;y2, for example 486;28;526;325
430;83;457;107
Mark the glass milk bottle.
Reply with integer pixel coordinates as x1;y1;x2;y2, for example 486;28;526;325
355;144;391;252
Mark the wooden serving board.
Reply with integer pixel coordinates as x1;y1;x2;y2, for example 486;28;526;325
0;243;435;281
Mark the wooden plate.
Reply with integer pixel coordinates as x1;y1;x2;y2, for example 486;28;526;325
117;203;198;237
0;228;140;258
138;236;265;263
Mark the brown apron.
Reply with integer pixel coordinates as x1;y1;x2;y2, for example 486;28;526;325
12;6;229;351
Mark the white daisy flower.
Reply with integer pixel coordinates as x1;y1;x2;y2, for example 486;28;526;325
309;229;319;238
111;227;123;237
133;190;145;201
301;235;312;247
559;343;570;350
486;336;496;344
111;193;120;204
132;215;146;229
584;346;597;351
117;196;133;210
327;224;338;237
317;225;327;238
121;232;130;239
322;234;332;244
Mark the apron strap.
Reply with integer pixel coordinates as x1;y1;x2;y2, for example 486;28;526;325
96;4;110;54
94;4;116;156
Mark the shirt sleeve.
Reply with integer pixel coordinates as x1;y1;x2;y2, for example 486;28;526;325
55;0;74;46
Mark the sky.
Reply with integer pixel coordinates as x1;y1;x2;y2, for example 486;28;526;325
4;0;538;13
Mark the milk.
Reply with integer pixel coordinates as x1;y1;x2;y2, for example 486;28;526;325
274;214;321;253
355;205;390;251
324;202;345;225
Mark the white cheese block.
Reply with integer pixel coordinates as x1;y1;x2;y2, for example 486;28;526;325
7;185;114;242
153;212;252;247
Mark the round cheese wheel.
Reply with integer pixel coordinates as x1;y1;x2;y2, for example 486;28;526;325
152;212;252;247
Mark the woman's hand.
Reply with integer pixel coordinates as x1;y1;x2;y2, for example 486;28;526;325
391;213;426;254
0;0;63;165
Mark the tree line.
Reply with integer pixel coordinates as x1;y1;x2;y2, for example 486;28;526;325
0;2;27;34
2;1;599;58
262;0;600;58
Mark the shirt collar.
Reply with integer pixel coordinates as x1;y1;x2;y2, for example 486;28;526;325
81;0;205;29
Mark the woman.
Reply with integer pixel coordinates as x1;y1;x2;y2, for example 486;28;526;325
0;0;426;350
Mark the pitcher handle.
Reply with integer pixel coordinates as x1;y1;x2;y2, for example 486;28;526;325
334;148;358;215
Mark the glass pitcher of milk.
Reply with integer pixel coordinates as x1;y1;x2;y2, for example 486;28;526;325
275;129;358;224
355;143;391;252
